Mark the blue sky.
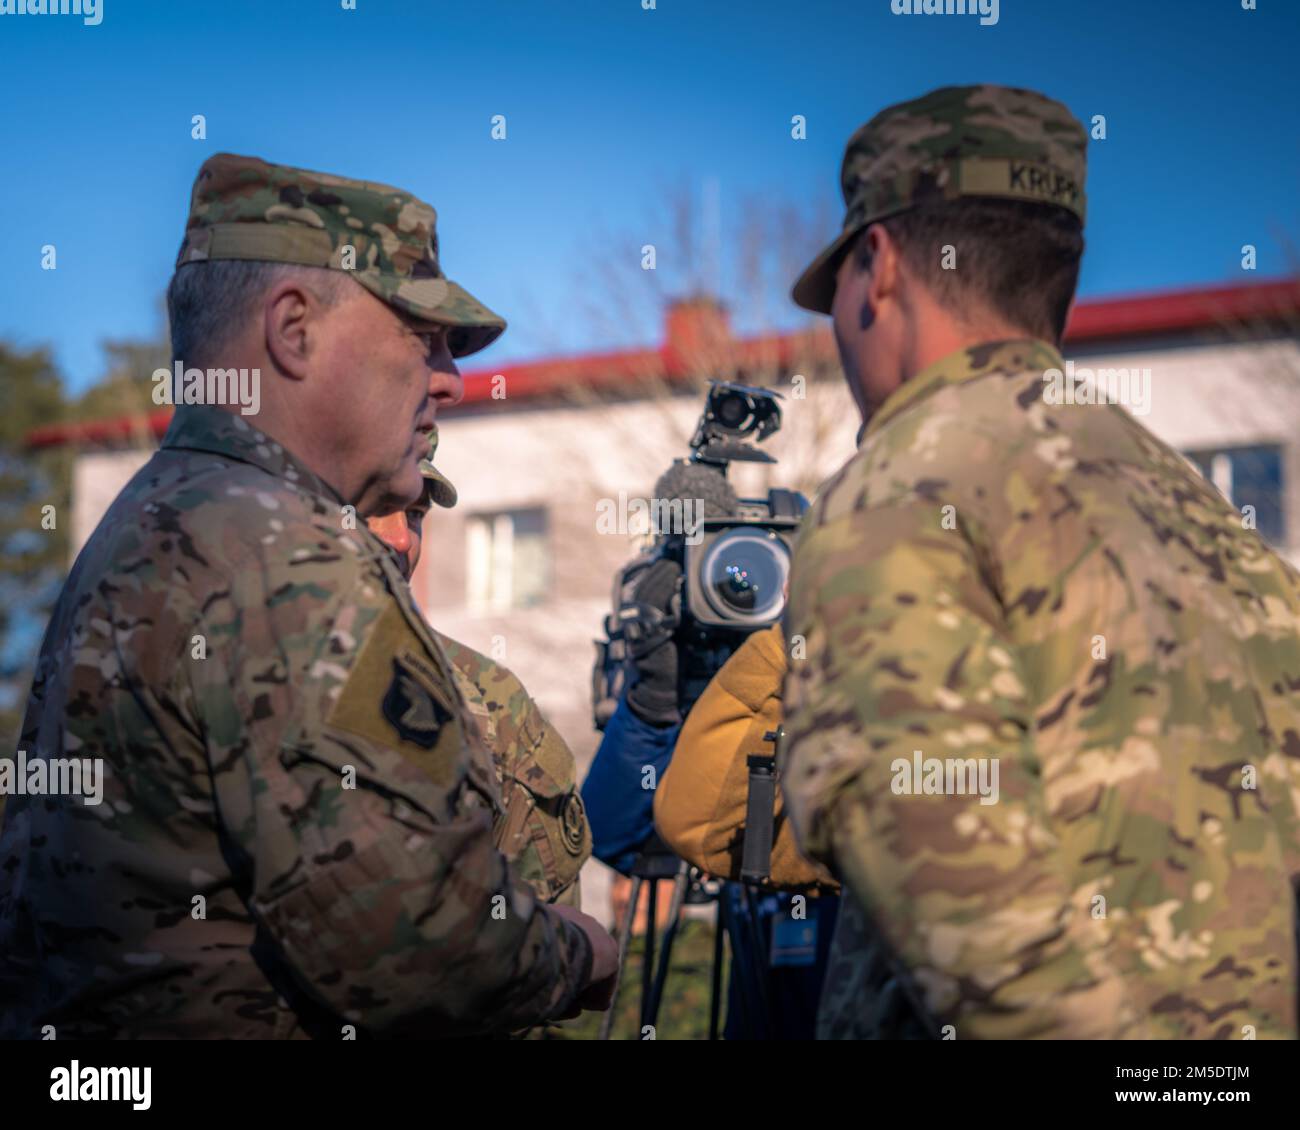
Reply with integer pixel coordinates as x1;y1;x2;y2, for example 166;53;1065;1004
0;0;1296;394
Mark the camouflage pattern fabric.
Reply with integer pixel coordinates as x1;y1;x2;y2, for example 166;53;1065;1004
781;339;1300;1040
793;84;1087;314
0;405;591;1039
439;637;591;909
420;422;457;509
176;152;505;358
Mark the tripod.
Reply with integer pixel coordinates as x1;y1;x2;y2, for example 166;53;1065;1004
598;750;781;1040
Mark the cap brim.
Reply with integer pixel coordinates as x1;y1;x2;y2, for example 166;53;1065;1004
426;477;458;508
363;275;507;359
419;464;458;509
791;225;862;315
432;278;506;359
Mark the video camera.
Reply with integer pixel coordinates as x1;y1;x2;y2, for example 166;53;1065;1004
592;380;808;728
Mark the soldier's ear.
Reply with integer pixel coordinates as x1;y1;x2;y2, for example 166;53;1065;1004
264;277;327;381
858;223;902;306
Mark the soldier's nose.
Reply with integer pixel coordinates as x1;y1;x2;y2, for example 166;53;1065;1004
388;523;412;554
368;512;411;554
427;336;463;408
428;363;463;409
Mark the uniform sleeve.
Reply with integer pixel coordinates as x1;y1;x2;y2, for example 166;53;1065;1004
442;638;592;906
780;493;1126;1038
195;532;592;1038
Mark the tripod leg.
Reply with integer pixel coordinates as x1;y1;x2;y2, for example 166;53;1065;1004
719;885;751;1037
739;884;775;1039
645;864;690;1032
639;879;659;1031
598;875;643;1041
709;893;724;1041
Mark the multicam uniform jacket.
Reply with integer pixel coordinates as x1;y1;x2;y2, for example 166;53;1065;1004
782;339;1300;1040
438;637;591;908
0;406;591;1039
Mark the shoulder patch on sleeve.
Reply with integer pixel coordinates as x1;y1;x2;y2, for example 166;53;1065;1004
325;600;466;789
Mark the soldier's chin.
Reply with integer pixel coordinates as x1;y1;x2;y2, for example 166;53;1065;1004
388;463;424;512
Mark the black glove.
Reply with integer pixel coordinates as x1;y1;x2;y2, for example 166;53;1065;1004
625;558;682;728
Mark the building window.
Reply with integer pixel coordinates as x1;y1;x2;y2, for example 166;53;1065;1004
1185;445;1285;546
466;508;549;612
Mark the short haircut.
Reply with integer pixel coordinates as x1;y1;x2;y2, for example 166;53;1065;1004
853;197;1085;344
166;260;351;365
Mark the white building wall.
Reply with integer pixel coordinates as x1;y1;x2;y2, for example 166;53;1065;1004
72;450;151;560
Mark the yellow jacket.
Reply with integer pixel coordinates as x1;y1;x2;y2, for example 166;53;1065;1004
654;624;836;891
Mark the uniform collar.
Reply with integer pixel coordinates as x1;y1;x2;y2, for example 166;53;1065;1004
160;405;344;505
862;338;1064;443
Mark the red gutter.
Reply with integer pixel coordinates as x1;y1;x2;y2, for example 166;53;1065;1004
26;408;177;450
1063;277;1300;342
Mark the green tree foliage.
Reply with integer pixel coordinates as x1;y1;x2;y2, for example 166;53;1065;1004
72;337;169;423
0;344;71;748
0;317;168;750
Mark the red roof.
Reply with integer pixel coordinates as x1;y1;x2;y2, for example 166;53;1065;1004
1064;277;1300;342
24;277;1300;451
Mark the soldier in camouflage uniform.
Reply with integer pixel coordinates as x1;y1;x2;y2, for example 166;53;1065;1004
367;432;591;908
0;153;616;1038
440;643;591;909
781;85;1300;1039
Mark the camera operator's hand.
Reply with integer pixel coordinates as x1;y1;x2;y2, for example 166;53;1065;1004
625;557;682;728
549;903;620;1014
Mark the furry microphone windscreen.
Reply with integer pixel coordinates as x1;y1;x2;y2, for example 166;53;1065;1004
652;459;741;520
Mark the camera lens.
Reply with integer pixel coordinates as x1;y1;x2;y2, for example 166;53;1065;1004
715;391;750;430
699;528;789;625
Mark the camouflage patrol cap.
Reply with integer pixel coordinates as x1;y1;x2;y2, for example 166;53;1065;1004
175;153;506;358
419;423;457;509
792;84;1088;314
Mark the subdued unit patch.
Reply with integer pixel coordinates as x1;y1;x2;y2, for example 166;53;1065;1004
326;600;463;788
